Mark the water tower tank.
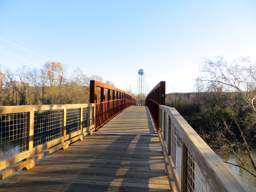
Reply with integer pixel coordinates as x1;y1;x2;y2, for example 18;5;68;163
138;69;144;76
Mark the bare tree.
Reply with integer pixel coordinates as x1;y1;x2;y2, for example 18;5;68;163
0;71;5;105
42;62;64;86
198;57;256;173
70;67;89;85
89;75;103;82
0;62;107;105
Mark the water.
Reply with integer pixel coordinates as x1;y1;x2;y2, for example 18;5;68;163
218;150;256;192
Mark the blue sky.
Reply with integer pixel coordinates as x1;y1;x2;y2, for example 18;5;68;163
0;0;256;93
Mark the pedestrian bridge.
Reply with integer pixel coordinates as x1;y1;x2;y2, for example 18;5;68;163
0;81;245;192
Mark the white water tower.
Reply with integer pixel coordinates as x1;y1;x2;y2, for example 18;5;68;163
137;69;145;105
137;69;144;94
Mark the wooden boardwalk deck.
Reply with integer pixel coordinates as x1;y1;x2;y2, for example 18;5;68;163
0;106;171;192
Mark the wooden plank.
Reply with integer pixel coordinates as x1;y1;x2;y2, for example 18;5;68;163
28;110;35;151
0;104;88;114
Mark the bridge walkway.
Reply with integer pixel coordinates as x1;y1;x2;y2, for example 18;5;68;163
0;106;171;192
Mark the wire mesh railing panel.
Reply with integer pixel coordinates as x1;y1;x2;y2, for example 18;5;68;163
163;111;166;140
186;149;213;192
159;109;162;129
82;107;89;128
187;150;195;192
34;110;63;146
91;106;94;125
66;108;81;134
0;112;29;156
176;134;183;187
171;124;176;165
167;116;171;155
165;113;169;144
194;157;212;192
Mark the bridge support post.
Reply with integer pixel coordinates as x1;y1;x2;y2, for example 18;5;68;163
89;104;95;135
79;107;84;140
28;109;34;151
62;107;69;150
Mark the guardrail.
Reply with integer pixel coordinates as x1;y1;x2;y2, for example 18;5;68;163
159;106;245;192
145;81;165;129
0;80;136;179
146;81;245;192
0;104;94;179
90;80;136;129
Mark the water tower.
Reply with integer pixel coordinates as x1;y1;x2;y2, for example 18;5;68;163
137;69;145;105
137;69;144;94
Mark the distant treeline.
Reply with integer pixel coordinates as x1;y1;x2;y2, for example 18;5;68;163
0;62;112;105
166;92;256;151
166;92;256;150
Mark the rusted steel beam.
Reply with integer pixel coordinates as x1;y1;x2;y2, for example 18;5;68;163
107;89;111;101
89;80;96;103
100;87;104;102
89;80;136;129
145;81;166;129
